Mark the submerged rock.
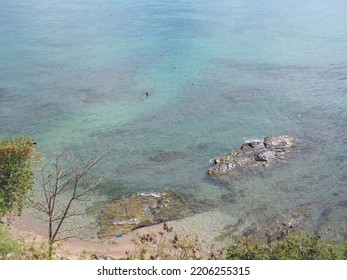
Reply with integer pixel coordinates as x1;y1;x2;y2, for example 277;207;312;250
208;135;296;177
148;151;186;162
98;192;212;238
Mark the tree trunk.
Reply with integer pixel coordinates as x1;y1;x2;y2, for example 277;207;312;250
48;239;53;260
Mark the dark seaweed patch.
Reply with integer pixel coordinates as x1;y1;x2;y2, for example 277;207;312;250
0;88;10;102
221;189;237;204
337;200;347;208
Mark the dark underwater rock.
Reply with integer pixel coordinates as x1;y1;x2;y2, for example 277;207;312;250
208;135;296;177
148;151;186;162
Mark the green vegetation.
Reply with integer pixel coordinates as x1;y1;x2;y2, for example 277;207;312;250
0;136;39;216
226;231;347;260
0;225;21;258
0;225;49;260
122;224;347;260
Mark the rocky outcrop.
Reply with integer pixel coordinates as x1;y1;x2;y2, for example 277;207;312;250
208;135;295;177
98;192;213;238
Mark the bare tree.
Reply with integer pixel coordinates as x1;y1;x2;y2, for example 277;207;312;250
31;151;102;259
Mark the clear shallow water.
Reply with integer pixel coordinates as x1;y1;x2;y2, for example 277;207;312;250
1;0;347;238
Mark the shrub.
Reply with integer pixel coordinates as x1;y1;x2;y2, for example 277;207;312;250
226;231;347;260
0;225;22;259
0;136;39;216
0;225;50;260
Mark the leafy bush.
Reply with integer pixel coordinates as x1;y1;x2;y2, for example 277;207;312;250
100;223;347;260
226;231;347;260
0;225;22;259
0;136;39;216
0;225;50;260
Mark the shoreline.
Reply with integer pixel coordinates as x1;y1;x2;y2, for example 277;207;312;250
9;212;172;259
8;208;249;259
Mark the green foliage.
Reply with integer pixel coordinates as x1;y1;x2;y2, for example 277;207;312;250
0;225;49;260
121;223;347;260
119;224;347;260
0;225;22;258
0;136;39;216
226;232;347;260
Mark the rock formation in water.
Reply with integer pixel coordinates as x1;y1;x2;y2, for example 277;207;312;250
208;135;296;177
98;192;213;238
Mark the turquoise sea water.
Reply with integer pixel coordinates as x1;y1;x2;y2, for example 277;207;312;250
1;0;347;239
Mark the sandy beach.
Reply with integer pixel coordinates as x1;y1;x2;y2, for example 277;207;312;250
9;212;172;259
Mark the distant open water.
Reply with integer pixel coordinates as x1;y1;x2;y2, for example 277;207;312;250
1;0;347;239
